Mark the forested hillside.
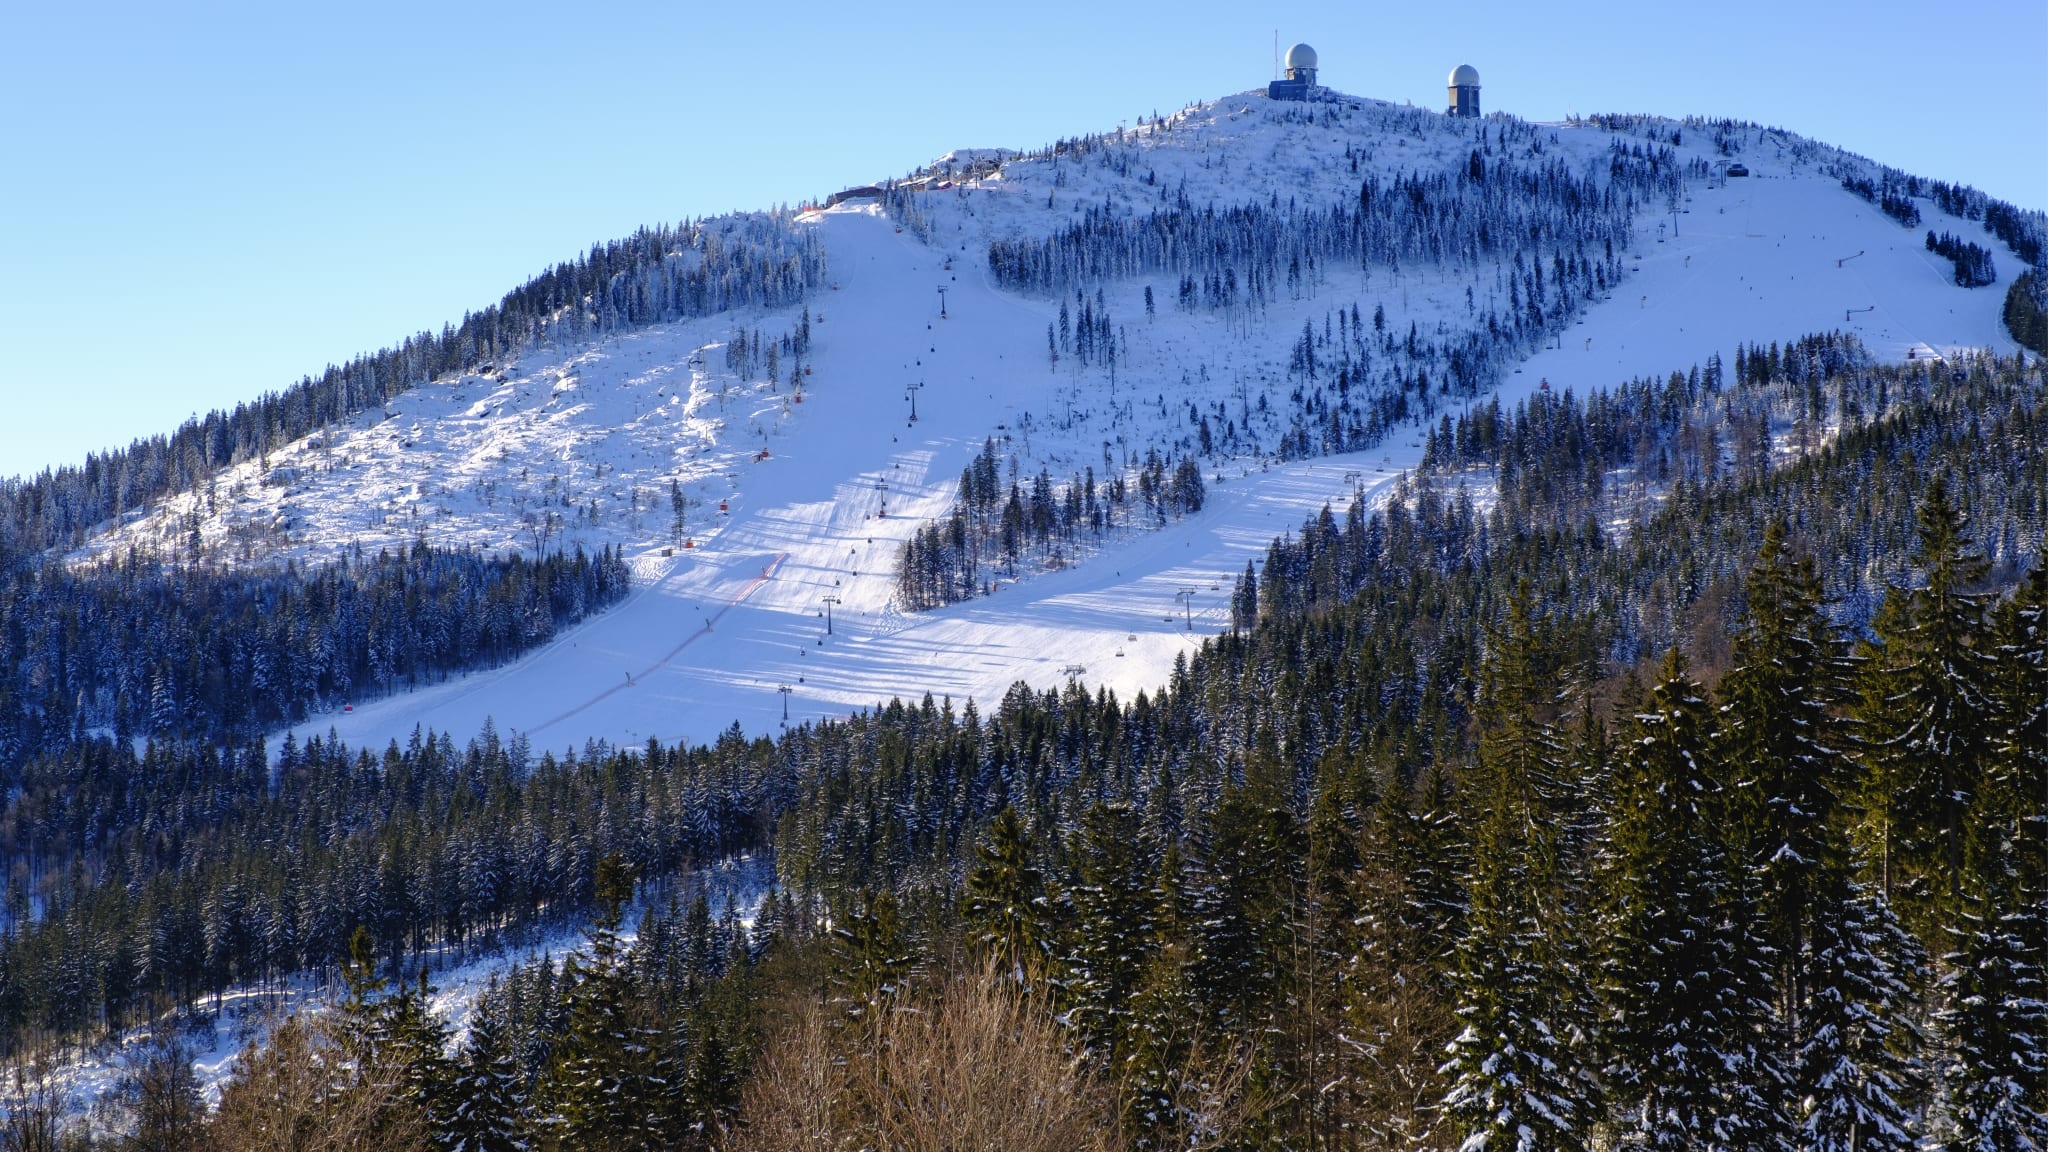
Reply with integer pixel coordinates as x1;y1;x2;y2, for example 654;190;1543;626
0;543;630;768
12;345;2041;1149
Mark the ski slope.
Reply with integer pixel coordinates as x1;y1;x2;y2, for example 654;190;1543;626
285;186;2009;755
62;92;2010;758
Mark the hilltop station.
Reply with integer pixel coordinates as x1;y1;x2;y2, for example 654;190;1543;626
1267;42;1486;118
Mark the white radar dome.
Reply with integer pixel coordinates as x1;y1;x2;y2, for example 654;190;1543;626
1450;64;1481;86
1285;43;1318;72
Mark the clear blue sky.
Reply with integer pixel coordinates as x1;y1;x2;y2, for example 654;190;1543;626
3;0;2042;481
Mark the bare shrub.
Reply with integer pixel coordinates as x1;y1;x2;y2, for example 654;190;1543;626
206;1015;431;1152
731;962;1122;1152
0;1059;67;1152
111;1031;206;1152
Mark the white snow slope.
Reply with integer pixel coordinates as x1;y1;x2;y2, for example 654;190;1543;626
71;91;2017;758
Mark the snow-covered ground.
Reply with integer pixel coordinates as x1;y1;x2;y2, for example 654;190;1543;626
61;91;2014;759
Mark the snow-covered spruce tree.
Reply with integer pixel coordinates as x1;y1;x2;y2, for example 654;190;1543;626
1715;519;1859;1131
1183;786;1304;1040
379;968;457;1146
546;855;664;1150
1117;938;1217;1150
1857;475;2000;936
1796;876;1927;1152
1440;590;1596;1151
1936;833;2048;1150
1994;561;2048;872
1937;561;2048;1152
1059;801;1161;1064
1287;774;1364;1148
446;986;530;1152
1339;751;1463;1147
963;805;1056;986
1598;649;1778;1149
828;887;915;1025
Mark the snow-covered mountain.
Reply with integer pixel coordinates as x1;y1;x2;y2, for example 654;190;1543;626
68;88;2022;756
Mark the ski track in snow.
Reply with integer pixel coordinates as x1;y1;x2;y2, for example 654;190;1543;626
63;93;2012;760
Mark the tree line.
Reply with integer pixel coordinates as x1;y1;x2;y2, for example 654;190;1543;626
0;542;629;770
896;438;1205;611
1928;229;1998;288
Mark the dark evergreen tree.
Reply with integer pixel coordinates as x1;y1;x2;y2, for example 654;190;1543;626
1441;591;1594;1151
1718;520;1857;1119
1941;562;2048;1152
1796;880;1926;1152
1936;872;2047;1151
446;988;529;1152
830;888;914;1023
1060;801;1159;1062
963;805;1055;985
381;968;457;1146
549;855;662;1150
1600;650;1777;1149
1860;476;1998;931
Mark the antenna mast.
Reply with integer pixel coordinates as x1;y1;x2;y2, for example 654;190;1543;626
1273;30;1279;79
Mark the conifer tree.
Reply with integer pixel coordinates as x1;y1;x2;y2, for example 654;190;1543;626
319;923;440;1145
963;805;1055;985
1939;874;2048;1150
1118;939;1208;1150
1940;568;2048;1152
1859;476;1998;931
1062;801;1159;1061
549;854;662;1150
380;967;456;1145
1441;590;1594;1151
1184;788;1302;1036
1992;561;2048;900
1600;650;1776;1149
830;888;914;1023
337;924;391;1052
676;1015;742;1148
1717;519;1858;1123
1797;879;1926;1152
447;990;528;1152
1342;758;1458;1146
